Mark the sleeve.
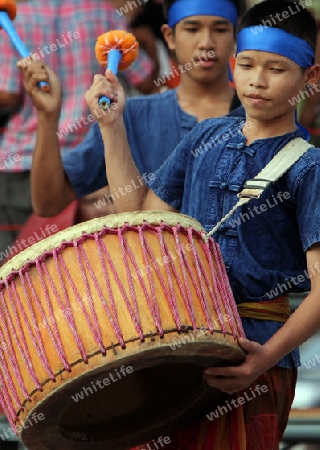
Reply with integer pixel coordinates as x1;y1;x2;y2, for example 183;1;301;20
62;123;107;198
0;33;22;93
295;161;320;251
148;128;197;210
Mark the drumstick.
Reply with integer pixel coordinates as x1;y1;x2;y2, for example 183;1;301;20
0;0;49;91
95;30;139;110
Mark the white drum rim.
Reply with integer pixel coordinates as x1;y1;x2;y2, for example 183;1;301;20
0;211;204;279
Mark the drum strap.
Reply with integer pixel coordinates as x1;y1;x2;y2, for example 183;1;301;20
237;295;290;323
207;137;312;323
207;137;314;236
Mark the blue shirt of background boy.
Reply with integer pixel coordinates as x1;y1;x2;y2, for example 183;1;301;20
62;90;197;197
62;90;243;197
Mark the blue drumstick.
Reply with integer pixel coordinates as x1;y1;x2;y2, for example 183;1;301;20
98;49;122;110
0;10;49;91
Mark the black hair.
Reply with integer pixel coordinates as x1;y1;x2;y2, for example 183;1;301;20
162;0;246;24
238;0;317;52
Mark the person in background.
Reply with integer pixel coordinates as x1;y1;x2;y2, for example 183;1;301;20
0;0;154;258
18;0;245;222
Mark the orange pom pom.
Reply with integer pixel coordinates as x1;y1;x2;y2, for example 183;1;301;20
0;0;17;21
95;30;139;71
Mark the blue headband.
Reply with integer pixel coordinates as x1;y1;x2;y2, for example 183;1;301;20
236;27;315;68
236;26;314;141
168;0;238;29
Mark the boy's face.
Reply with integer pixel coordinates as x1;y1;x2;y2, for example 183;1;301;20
234;50;306;122
164;15;235;84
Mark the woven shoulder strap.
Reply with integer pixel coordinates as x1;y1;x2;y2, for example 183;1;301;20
207;137;314;237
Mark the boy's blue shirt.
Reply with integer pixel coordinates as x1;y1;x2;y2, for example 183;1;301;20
149;115;320;369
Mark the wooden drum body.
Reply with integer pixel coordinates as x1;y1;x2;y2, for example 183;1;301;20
0;211;245;449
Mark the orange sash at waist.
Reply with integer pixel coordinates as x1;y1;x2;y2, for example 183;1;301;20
237;295;290;323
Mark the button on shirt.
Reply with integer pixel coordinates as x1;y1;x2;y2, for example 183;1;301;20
149;116;320;368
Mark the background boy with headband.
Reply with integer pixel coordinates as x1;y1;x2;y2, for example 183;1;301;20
19;0;245;219
83;1;320;448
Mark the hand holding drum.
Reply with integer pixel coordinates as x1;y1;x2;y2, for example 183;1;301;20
0;0;49;91
94;30;139;110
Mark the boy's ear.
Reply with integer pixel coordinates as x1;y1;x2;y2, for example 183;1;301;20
161;24;176;52
305;64;320;86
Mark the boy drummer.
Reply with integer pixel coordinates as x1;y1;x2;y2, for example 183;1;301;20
82;0;320;448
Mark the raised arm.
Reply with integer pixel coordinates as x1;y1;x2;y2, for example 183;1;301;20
18;60;76;217
84;69;175;213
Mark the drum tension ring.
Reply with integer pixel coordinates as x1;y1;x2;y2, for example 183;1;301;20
150;330;155;342
111;342;118;356
180;325;192;334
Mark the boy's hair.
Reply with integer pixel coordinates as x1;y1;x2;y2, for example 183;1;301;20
238;0;317;52
162;0;246;24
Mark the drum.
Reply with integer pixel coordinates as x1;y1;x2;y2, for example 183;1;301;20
0;211;245;450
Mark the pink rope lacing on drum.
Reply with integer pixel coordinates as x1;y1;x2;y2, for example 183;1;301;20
209;239;236;335
209;239;242;337
71;240;106;355
172;226;197;329
24;271;62;378
94;233;125;348
42;252;88;362
118;226;144;341
123;228;163;334
1;281;32;400
56;252;107;358
158;223;202;330
185;227;215;333
0;369;16;430
18;269;55;380
35;259;70;371
137;225;163;335
0;294;21;425
199;237;230;336
9;281;43;390
94;234;130;348
211;239;245;337
78;238;124;354
93;233;124;348
77;243;107;355
157;225;182;330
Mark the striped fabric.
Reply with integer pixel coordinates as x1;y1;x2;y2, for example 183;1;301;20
133;366;297;450
0;0;153;171
237;295;291;323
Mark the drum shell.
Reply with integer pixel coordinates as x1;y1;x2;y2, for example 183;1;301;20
0;211;245;449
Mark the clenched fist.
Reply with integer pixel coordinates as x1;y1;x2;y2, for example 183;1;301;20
85;69;126;127
17;59;62;118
